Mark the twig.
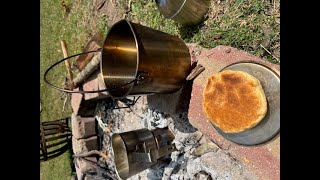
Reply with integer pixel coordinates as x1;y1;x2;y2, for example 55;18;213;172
60;40;73;84
123;0;133;19
73;150;109;161
60;91;68;101
62;95;68;112
60;91;66;99
260;44;280;63
62;93;70;112
96;0;106;11
128;0;133;12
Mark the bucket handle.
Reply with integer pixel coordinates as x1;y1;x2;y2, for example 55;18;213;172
43;48;145;94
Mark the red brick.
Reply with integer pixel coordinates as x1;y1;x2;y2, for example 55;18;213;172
72;114;97;139
72;136;99;155
83;69;109;102
71;88;84;115
72;135;98;177
71;71;108;117
75;156;97;174
71;93;97;117
73;139;98;179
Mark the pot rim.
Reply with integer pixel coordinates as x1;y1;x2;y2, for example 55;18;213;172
100;19;139;99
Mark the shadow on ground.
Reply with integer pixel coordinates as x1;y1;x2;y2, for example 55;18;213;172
147;78;198;133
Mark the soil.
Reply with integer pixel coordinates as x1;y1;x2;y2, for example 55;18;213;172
94;0;127;28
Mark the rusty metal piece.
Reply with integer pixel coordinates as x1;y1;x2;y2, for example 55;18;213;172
40;117;72;162
186;64;205;81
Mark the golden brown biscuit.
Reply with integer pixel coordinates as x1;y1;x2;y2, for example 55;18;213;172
203;70;267;133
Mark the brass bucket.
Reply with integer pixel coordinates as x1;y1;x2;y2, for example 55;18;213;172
100;19;191;98
155;0;209;26
111;128;176;179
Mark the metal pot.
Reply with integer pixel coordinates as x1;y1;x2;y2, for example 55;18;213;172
111;128;176;179
100;19;191;99
155;0;209;26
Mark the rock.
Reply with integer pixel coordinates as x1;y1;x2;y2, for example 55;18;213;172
186;157;202;178
199;135;211;145
127;169;150;180
200;151;257;180
142;109;171;130
193;142;219;157
195;171;212;180
225;48;231;53
171;129;202;151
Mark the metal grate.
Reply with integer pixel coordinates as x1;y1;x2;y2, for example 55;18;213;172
40;117;72;162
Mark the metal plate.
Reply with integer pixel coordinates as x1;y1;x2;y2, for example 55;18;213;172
211;62;280;146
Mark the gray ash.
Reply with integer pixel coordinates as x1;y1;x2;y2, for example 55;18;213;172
94;96;256;180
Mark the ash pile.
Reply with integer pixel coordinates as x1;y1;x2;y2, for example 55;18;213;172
93;94;256;180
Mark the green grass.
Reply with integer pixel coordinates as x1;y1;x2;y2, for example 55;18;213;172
40;0;108;179
126;0;280;64
128;1;179;36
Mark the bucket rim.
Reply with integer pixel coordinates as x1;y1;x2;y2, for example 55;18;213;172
100;19;139;99
167;0;187;19
111;133;129;179
156;0;187;19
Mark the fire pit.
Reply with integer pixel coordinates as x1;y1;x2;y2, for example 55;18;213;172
69;44;280;180
94;94;258;180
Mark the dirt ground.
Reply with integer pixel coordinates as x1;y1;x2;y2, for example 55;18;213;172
94;0;127;27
